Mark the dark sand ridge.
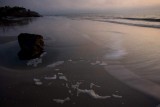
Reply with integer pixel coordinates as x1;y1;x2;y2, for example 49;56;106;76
0;36;159;107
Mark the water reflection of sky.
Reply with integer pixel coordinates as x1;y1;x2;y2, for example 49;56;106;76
0;16;160;84
0;17;37;34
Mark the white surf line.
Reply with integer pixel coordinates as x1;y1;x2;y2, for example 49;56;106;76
104;61;160;100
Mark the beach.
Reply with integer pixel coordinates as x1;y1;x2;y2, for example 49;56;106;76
0;16;160;107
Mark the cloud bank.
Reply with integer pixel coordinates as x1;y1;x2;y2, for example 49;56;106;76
1;0;160;14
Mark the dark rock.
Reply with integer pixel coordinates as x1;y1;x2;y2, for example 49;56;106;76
18;33;44;60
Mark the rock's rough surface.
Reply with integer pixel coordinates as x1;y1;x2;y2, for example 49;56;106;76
18;33;44;60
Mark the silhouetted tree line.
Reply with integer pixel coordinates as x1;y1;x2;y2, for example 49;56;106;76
0;6;41;18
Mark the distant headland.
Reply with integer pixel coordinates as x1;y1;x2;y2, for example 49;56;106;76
0;6;41;18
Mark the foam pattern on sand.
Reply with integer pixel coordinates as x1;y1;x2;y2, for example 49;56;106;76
47;61;64;68
91;61;100;65
58;73;63;75
71;82;111;99
112;94;123;98
53;97;70;104
91;61;107;66
33;75;124;104
32;60;124;104
71;82;82;90
59;75;68;81
99;61;108;66
27;52;47;67
54;69;60;71
77;89;111;99
27;58;42;67
44;75;57;80
33;78;43;85
90;83;100;88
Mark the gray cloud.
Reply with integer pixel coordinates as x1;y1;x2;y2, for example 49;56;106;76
1;0;160;14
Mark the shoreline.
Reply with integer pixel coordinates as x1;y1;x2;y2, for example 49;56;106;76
104;60;160;100
0;17;160;106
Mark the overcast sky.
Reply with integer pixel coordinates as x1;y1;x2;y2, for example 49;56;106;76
1;0;160;14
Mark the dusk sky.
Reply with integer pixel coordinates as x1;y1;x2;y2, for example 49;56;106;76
1;0;160;14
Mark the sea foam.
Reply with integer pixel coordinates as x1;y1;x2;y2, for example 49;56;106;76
47;61;64;68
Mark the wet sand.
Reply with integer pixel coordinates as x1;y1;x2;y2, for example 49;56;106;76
0;36;159;107
0;36;17;44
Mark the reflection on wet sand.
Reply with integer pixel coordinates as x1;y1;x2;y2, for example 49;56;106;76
0;17;37;32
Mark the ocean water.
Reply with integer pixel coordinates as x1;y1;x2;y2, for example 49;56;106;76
0;15;160;84
63;14;160;28
62;14;160;84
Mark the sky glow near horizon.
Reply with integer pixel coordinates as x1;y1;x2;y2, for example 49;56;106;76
1;0;160;14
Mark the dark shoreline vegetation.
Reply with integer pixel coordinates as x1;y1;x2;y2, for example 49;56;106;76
0;6;41;27
0;6;41;18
